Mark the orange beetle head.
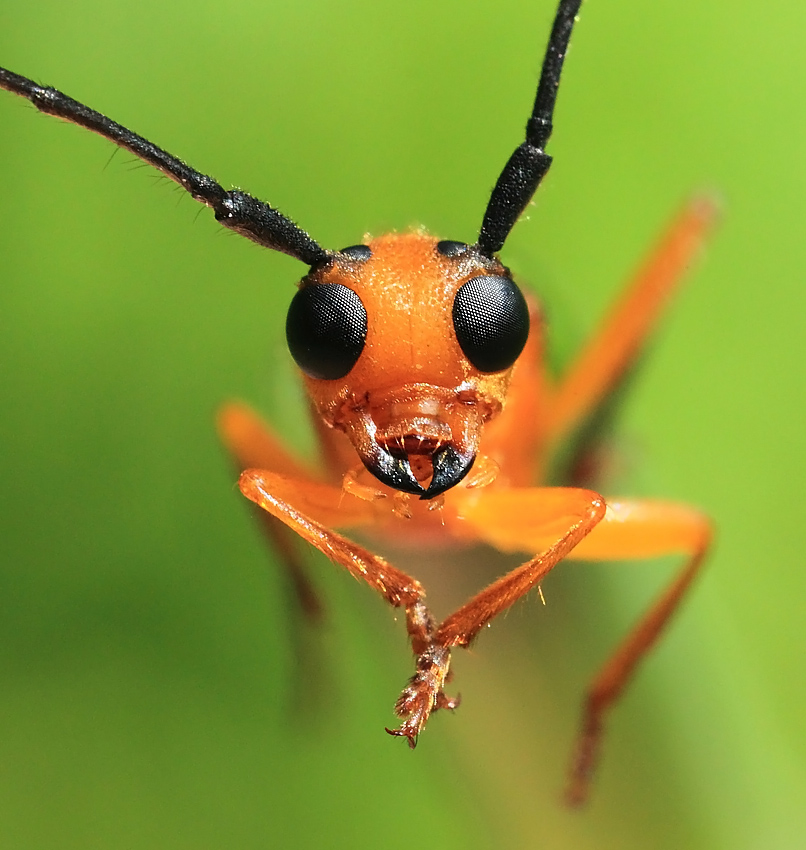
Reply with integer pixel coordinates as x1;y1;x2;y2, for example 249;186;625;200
286;232;530;498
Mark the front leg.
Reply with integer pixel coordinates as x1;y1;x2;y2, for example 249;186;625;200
440;487;607;647
453;487;710;804
388;488;605;744
547;197;717;442
238;468;456;739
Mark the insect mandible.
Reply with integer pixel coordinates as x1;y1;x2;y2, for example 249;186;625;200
0;0;714;805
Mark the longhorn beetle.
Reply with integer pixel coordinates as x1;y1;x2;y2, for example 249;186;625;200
0;0;713;805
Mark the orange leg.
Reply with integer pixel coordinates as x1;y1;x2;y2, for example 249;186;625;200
547;196;718;442
391;487;607;745
219;404;455;723
456;488;710;804
439;488;606;647
218;402;321;480
238;469;607;746
565;500;711;805
237;467;459;738
218;402;330;618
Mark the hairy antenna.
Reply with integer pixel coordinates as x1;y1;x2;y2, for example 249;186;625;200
477;0;582;256
0;67;329;267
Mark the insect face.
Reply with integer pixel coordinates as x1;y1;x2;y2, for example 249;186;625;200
288;232;529;498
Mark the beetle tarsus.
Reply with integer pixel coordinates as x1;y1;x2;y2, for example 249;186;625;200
387;643;456;745
384;726;419;749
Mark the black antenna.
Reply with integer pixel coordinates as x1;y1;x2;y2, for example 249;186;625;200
0;68;329;267
477;0;582;256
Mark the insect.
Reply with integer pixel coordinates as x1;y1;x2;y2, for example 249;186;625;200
1;0;713;805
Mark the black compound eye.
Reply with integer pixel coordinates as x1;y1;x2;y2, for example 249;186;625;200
452;275;530;372
286;283;367;380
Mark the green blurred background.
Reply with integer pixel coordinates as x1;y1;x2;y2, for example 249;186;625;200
1;0;804;847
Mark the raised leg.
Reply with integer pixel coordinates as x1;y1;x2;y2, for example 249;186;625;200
238;466;463;736
439;488;606;647
218;402;329;619
239;468;419;607
455;487;710;805
547;197;718;442
564;500;710;805
386;487;606;746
